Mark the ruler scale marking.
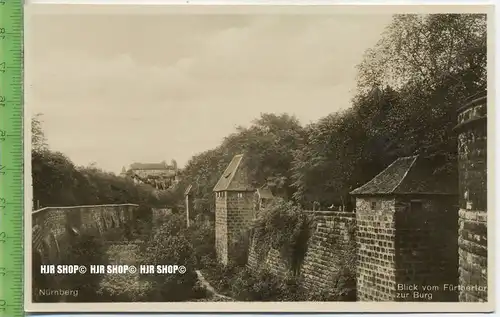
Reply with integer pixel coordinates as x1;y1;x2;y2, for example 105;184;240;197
0;0;24;316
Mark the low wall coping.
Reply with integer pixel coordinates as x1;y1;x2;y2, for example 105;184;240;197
32;203;140;215
303;210;355;217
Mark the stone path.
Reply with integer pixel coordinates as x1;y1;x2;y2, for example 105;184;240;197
195;270;235;301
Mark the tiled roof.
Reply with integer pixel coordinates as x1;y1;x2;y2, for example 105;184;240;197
256;186;274;199
350;155;456;196
213;154;254;192
130;169;176;178
130;162;172;170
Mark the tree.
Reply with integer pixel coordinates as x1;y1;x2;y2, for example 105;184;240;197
140;214;206;301
31;116;178;208
357;14;486;96
357;14;485;176
32;113;48;152
179;113;306;218
291;14;485;208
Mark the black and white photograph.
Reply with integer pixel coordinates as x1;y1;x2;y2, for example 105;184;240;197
24;4;493;313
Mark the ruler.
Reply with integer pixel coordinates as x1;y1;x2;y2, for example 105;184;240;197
0;0;24;316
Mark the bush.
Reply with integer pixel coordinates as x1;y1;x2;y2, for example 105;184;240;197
61;232;108;302
201;198;357;302
139;215;207;301
251;198;313;273
230;268;303;301
187;217;216;268
202;263;304;301
97;243;154;301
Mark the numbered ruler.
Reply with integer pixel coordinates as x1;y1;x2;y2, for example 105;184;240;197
0;0;24;316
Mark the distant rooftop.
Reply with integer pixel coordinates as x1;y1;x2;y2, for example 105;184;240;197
130;162;174;170
350;155;456;196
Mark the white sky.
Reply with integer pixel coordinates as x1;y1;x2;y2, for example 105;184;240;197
27;10;392;173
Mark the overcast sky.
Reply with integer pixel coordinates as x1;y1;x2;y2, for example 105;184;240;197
27;9;392;173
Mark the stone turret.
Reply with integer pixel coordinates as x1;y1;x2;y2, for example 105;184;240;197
454;92;488;302
351;155;458;301
213;154;255;265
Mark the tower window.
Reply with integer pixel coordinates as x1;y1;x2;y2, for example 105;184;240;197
370;201;377;211
237;193;243;198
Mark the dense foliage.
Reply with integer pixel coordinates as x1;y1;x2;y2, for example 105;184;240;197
206;197;356;302
139;215;207;301
178;113;306;216
251;198;312;273
178;14;486;213
60;232;110;302
31;115;182;209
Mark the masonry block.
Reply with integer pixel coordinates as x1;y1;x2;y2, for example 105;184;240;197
456;94;488;302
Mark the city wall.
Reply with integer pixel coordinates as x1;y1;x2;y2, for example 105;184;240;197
32;204;139;264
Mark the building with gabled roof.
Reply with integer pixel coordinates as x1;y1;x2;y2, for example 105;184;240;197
350;155;455;196
254;185;274;212
121;160;178;190
351;154;458;302
213;154;256;265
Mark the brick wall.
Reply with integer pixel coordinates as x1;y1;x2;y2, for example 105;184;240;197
215;191;254;265
215;194;228;264
247;210;356;294
32;204;139;263
456;94;487;302
226;191;255;253
300;211;356;293
356;197;397;301
356;196;458;302
247;236;289;278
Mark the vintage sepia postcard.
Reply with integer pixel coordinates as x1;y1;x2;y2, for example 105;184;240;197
24;3;495;313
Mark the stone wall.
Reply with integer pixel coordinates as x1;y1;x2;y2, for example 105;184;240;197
356;198;397;301
356;196;458;302
300;211;356;293
215;194;228;264
226;191;255;261
247;210;356;295
247;238;288;278
246;214;289;275
456;94;488;302
32;204;139;263
215;191;254;265
394;196;458;302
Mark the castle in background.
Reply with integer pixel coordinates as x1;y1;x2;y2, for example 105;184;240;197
120;160;179;190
